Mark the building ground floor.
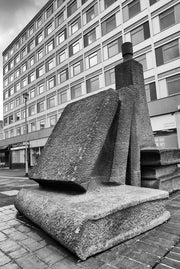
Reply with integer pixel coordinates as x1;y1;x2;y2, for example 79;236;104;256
1;94;180;169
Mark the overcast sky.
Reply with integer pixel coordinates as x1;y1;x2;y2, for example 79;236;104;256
0;0;48;120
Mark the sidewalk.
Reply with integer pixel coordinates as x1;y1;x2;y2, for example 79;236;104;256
0;169;180;268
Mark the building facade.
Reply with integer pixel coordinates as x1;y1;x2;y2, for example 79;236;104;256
1;0;180;168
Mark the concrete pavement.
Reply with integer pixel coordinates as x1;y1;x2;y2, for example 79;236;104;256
0;168;180;268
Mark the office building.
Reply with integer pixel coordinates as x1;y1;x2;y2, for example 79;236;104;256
1;0;180;168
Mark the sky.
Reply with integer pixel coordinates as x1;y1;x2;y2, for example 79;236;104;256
0;0;48;120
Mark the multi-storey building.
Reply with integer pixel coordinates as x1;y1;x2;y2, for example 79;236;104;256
1;0;180;168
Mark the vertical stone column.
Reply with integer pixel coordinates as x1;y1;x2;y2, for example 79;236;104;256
115;42;156;149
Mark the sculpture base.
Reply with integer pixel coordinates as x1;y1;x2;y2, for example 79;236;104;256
15;185;170;260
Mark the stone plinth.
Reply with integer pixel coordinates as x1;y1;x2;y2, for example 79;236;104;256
15;185;170;260
29;89;119;191
141;148;180;166
142;169;180;193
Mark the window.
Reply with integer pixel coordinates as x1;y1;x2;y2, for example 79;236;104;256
84;29;96;47
29;105;36;116
15;54;20;64
4;118;8;127
29;40;35;51
47;76;56;90
10;101;14;110
22;62;27;73
37;32;43;44
46;23;54;36
82;0;88;4
37;65;45;77
37;49;44;60
29;72;36;83
155;39;179;66
145;82;157;102
4;104;8;113
150;0;159;5
104;0;116;9
67;1;77;17
71;83;82;99
39;119;45;129
59;50;66;63
131;22;150;45
49;115;57;127
69;40;80;56
47;95;56;109
86;5;97;23
38;83;45;94
29;25;34;36
105;69;115;86
15;82;20;92
46;5;53;18
37;16;43;28
31;122;36;132
89;52;98;67
30;89;35;99
58;68;68;83
22;77;28;87
57;0;64;8
70;18;80;35
9;74;14;83
29;56;35;67
22;47;27;58
4;65;8;74
46;40;54;53
37;100;45;113
167;74;180;96
128;0;141;19
10;87;14;96
57;30;66;45
4;79;8;87
47;58;55;71
10;61;14;69
15;112;21;122
107;37;122;58
87;75;99;93
58;91;67;104
56;12;64;26
16;97;20;106
4;91;9;100
9;115;13;124
10;129;14;137
73;60;83;76
135;54;147;71
102;14;116;36
22;33;27;43
159;7;175;31
15;69;20;78
16;127;21;136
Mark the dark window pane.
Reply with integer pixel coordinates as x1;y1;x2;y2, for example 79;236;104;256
167;74;180;95
129;0;141;19
104;0;116;9
160;7;175;31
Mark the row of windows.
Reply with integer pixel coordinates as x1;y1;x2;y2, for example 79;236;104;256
4;114;58;139
4;72;106;126
3;0;171;65
4;31;180;101
4;35;123;97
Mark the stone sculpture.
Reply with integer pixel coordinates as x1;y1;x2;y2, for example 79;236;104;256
15;42;170;260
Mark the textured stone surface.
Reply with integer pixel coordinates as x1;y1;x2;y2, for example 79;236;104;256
141;165;178;180
142;169;180;193
29;89;119;190
115;59;156;149
15;185;170;260
110;87;140;186
141;149;180;166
